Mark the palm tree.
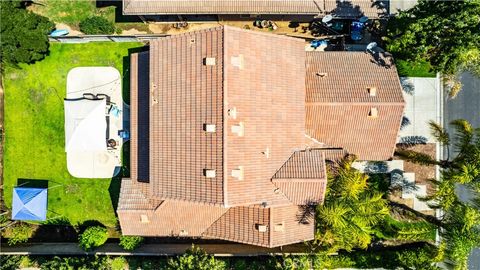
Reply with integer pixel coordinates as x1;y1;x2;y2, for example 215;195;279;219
315;155;389;252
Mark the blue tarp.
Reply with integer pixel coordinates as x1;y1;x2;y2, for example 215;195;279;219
12;187;47;221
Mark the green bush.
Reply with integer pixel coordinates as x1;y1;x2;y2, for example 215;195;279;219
7;223;33;246
167;245;226;270
79;16;115;35
78;226;108;251
110;256;127;270
119;235;144;251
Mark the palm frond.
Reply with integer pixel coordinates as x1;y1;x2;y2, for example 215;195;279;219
429;121;450;146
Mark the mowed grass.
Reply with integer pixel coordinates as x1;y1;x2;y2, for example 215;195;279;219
3;42;143;227
30;0;115;27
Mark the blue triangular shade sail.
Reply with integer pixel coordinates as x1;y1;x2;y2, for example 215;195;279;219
12;187;47;221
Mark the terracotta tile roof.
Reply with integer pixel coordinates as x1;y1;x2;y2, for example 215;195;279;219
306;104;404;161
272;150;328;205
222;26;306;207
118;179;228;236
305;52;405;161
203;205;313;247
306;52;404;104
122;0;388;18
149;27;225;205
273;150;326;179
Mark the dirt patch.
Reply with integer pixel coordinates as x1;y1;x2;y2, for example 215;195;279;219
399;143;436;194
121;28;148;35
55;23;82;36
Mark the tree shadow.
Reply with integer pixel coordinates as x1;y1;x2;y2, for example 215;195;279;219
296;201;318;225
369;51;395;68
330;1;365;18
31;217;78;242
77;220;106;234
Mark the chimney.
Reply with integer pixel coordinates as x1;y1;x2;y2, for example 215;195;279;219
140;214;149;223
203;169;216;178
231;166;244;180
368;107;378;118
203;57;216;66
256;224;268;232
367;87;377;96
231;122;245;136
203;123;216;133
274;223;285;232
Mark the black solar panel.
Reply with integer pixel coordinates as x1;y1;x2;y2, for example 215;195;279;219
137;52;150;182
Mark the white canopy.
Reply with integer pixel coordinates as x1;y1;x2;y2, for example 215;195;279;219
64;99;107;152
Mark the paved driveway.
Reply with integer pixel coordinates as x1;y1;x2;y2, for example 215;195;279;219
444;71;480;270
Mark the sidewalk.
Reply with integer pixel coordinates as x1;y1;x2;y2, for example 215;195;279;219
0;243;308;256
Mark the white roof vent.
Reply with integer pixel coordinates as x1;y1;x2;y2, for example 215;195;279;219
274;223;285;232
262;147;270;158
367;87;377;96
231;55;245;69
203;57;216;66
203;169;216;178
231;122;245;136
256;224;268;232
203;123;216;133
368;107;378;118
231;166;244;180
140;214;149;223
228;107;237;119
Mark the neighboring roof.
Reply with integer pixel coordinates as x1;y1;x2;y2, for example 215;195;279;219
305;52;405;161
12;187;48;221
122;0;389;18
64;99;107;152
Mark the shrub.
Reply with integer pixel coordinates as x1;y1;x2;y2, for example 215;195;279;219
79;16;115;35
119;235;144;251
78;226;108;251
167;245;226;270
8;223;33;246
110;256;128;270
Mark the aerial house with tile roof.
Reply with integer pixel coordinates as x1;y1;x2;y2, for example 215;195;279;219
122;0;390;19
118;26;404;247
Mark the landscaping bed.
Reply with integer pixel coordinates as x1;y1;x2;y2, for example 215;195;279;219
3;42;143;228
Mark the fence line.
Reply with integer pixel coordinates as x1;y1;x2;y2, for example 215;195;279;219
49;34;170;43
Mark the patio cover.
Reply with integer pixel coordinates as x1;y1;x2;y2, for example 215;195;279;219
12;187;48;221
64;99;107;152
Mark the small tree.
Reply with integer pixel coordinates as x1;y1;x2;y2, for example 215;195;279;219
7;223;33;246
78;226;108;251
79;16;115;35
119;235;144;251
167;245;226;270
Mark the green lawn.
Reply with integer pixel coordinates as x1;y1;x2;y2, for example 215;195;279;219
396;59;436;78
3;42;143;227
30;0;115;27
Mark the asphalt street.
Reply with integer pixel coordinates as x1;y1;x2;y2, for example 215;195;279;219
444;71;480;270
